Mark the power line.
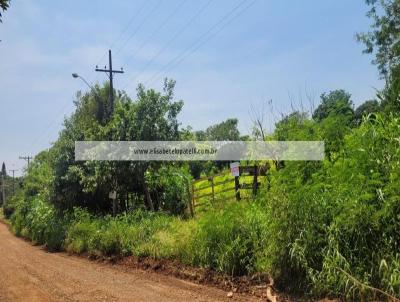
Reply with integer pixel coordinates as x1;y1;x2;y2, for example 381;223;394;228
30;96;76;150
122;0;188;74
28;2;152;150
121;0;214;91
35;51;124;151
27;2;155;154
114;0;163;57
144;0;258;87
90;0;151;86
104;0;149;59
28;75;94;151
91;0;161;86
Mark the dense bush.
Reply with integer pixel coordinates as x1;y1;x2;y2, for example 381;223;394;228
64;208;187;259
3;202;14;219
11;196;69;251
189;202;269;276
260;114;400;300
9;196;271;279
3;63;399;301
146;165;192;215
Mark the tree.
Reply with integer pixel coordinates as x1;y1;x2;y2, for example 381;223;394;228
271;111;316;171
190;118;241;176
203;118;240;141
0;0;10;23
1;162;6;177
312;90;354;123
354;99;380;124
357;0;400;78
51;79;184;214
357;0;400;113
121;79;183;211
249;100;271;141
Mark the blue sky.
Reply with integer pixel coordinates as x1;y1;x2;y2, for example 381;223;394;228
0;0;382;174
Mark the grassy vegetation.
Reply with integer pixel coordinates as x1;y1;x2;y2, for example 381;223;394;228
3;1;400;300
6;113;400;301
9;196;270;277
193;169;268;213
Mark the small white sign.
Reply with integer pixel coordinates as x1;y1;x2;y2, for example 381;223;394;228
109;191;117;199
230;162;240;177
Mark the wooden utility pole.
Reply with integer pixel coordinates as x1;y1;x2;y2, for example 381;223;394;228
19;156;32;168
1;173;5;207
95;49;124;116
9;169;18;195
95;49;124;216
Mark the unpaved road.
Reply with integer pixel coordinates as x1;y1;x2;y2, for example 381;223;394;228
0;223;257;302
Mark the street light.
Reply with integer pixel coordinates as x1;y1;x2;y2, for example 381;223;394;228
72;73;94;90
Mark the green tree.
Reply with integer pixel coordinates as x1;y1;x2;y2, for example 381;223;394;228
51;79;184;214
357;0;400;113
1;162;6;177
0;0;10;23
357;0;400;78
203;118;240;141
312;90;354;123
354;99;380;124
274;111;312;141
119;79;183;211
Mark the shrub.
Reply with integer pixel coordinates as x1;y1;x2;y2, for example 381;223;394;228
189;202;269;276
3;203;14;219
64;209;181;258
11;196;68;251
146;166;192;215
260;114;400;299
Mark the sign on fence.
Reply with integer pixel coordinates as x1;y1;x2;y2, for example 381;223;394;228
230;162;240;177
109;191;117;199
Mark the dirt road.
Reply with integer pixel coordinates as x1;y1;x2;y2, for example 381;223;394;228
0;223;257;302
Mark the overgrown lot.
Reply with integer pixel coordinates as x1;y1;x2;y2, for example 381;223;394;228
7;113;400;301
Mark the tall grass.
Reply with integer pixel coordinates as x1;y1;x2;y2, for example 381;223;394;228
64;203;269;277
11;197;69;251
190;202;269;276
9;195;270;279
7;115;400;300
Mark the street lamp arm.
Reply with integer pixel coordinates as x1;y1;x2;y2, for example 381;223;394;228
72;73;94;91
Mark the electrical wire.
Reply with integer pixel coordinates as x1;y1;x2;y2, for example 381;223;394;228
114;0;163;57
121;0;214;91
143;0;257;88
29;98;74;151
122;0;188;76
91;0;152;85
27;2;155;150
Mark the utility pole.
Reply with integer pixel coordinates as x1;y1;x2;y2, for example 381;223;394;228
95;49;123;216
95;49;124;116
1;173;5;207
19;156;32;168
9;169;18;195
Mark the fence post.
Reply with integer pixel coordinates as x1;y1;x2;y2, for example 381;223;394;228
234;175;240;201
253;165;258;196
191;183;195;216
210;176;215;205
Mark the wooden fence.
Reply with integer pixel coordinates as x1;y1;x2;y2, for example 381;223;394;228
191;165;269;213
